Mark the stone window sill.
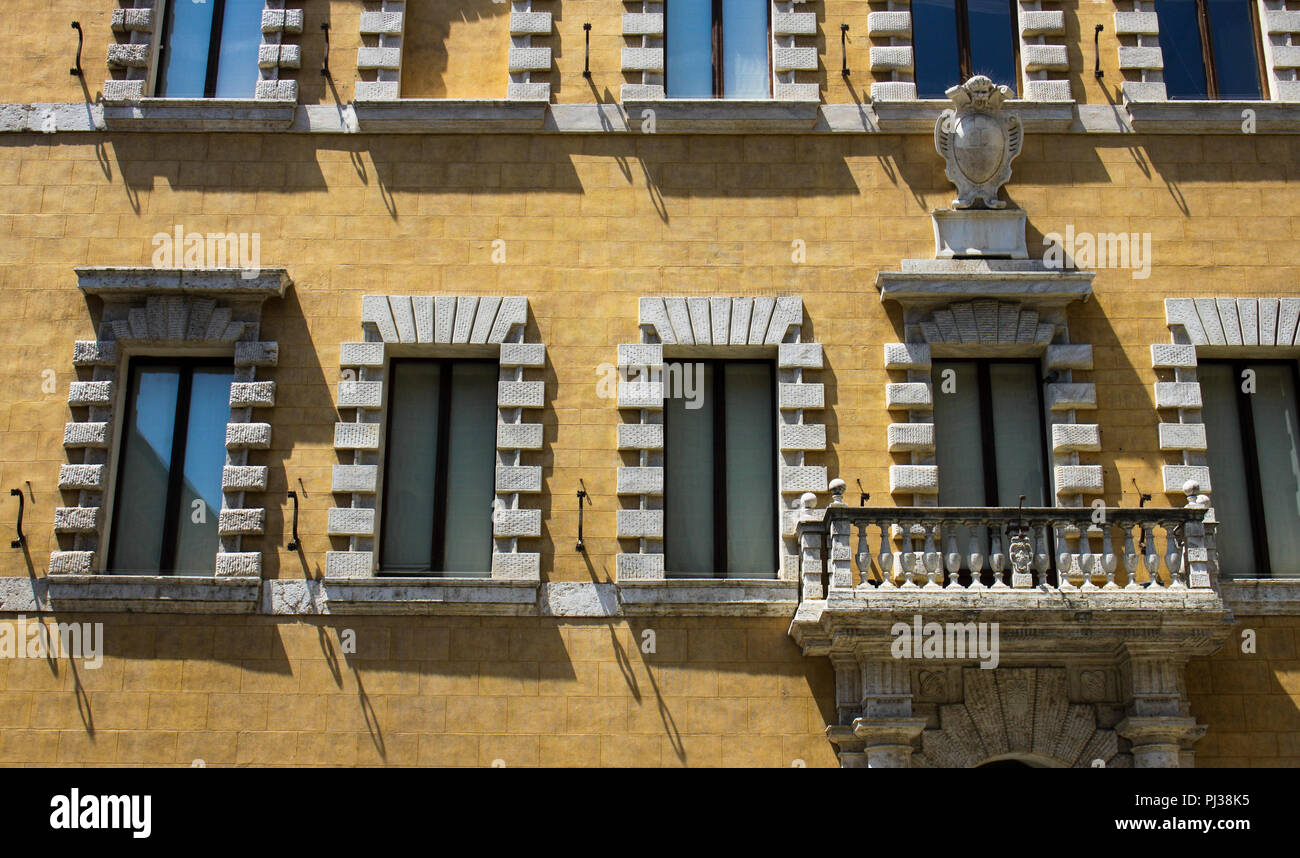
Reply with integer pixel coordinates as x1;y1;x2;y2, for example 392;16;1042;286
1123;100;1300;134
101;99;296;132
869;99;1075;132
265;578;539;615
1218;579;1300;615
617;579;799;617
42;575;261;613
349;99;548;132
620;98;820;132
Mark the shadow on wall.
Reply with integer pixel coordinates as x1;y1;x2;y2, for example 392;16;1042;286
402;0;511;100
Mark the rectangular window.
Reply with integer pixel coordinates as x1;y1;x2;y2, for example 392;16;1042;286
933;360;1049;507
913;0;1019;99
108;359;233;575
1154;0;1265;100
664;360;777;578
157;0;263;98
933;360;1048;584
1199;361;1300;578
379;359;497;576
665;0;771;99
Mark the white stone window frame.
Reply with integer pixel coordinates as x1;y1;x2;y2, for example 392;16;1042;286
105;1;303;102
868;1;1072;103
353;1;554;103
46;268;288;613
884;298;1102;508
621;1;819;102
1116;0;1300;104
1156;296;1300;612
615;296;824;615
323;295;543;612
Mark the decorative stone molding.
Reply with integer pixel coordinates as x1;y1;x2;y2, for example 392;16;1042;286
257;2;304;102
621;1;665;100
616;296;824;594
1114;1;1168;102
1154;296;1300;508
914;669;1120;768
772;1;819;101
52;268;289;582
1262;0;1300;101
868;1;916;101
326;295;543;586
509;1;553;101
935;76;1023;210
105;1;160;102
356;0;406;101
1017;2;1071;101
881;292;1099;506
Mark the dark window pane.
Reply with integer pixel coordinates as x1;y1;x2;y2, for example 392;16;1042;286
723;363;775;577
172;367;232;573
1154;0;1210;99
380;361;441;572
721;0;769;98
212;0;264;98
934;362;986;505
665;363;715;576
109;365;181;573
988;363;1046;506
1200;363;1258;576
440;362;496;575
913;0;963;98
967;0;1018;93
666;0;714;97
1207;0;1262;99
159;0;218;97
1247;365;1300;576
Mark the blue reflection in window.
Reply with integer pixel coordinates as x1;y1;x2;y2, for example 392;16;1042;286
158;0;262;98
1207;0;1262;99
722;0;768;98
967;0;1017;93
1155;0;1210;99
913;0;962;99
666;0;713;97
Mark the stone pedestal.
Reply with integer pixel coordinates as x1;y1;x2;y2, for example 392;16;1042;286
932;209;1028;259
1117;716;1202;768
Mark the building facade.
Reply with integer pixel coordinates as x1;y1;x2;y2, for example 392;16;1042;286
0;0;1297;767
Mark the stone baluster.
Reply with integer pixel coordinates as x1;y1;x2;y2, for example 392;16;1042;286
989;523;1006;588
964;521;983;590
1141;521;1162;587
1056;524;1077;591
922;522;942;589
1164;520;1185;590
1101;524;1118;589
797;491;824;600
900;525;917;589
943;525;962;588
1122;522;1140;590
1033;522;1051;587
855;520;872;585
878;518;896;589
1080;527;1098;591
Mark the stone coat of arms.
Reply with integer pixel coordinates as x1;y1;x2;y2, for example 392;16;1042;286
934;75;1023;209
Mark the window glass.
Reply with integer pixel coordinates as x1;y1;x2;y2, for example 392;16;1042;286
723;362;775;575
988;363;1047;506
379;360;495;576
108;361;231;574
666;0;714;97
966;0;1017;94
665;363;715;576
913;0;963;99
1206;0;1262;100
721;0;769;98
212;0;265;99
934;361;986;506
159;0;218;97
1247;365;1300;575
1154;0;1211;99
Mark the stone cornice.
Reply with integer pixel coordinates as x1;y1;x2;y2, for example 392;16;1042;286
75;268;291;300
